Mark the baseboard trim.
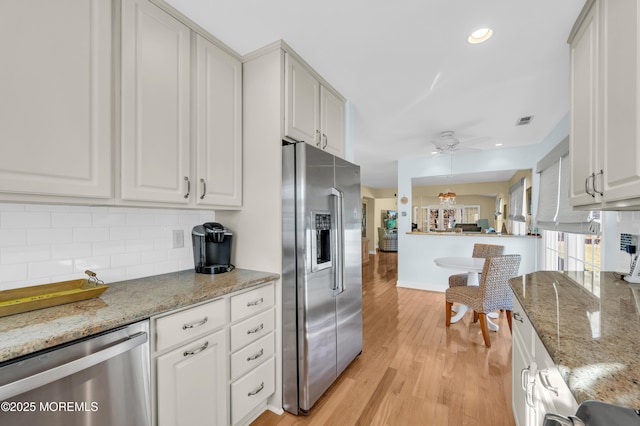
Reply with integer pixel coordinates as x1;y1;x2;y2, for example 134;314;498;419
396;280;446;293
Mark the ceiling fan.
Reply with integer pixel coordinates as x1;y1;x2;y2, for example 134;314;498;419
430;131;489;155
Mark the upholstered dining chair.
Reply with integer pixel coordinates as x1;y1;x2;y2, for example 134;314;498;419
448;243;505;288
445;254;522;347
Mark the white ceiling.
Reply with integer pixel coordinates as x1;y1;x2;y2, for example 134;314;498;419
166;0;586;188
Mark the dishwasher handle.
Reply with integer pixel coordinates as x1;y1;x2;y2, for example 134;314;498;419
0;331;148;401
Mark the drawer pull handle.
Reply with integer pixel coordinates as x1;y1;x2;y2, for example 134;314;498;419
247;348;264;362
248;382;265;397
247;323;264;334
183;316;208;330
513;312;523;323
247;298;264;307
184;341;209;357
539;370;559;396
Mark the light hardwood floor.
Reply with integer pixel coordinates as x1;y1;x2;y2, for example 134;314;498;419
252;251;515;426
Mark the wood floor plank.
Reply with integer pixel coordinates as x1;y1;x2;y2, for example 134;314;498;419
251;251;515;426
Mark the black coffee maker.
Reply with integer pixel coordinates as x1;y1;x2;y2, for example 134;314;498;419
192;222;234;274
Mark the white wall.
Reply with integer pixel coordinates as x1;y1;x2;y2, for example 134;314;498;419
0;203;214;290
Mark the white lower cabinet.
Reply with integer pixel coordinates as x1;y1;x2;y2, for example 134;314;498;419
157;330;227;426
152;282;276;426
512;297;578;426
228;284;276;425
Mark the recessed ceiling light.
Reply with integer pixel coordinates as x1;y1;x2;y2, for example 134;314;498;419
495;143;503;147
468;28;493;44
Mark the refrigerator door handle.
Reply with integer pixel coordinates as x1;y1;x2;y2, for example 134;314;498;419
330;187;345;295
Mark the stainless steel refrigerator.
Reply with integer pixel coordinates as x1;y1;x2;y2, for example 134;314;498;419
282;142;363;415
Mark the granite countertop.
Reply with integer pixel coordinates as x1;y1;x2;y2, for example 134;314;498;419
408;231;539;238
509;271;640;407
0;268;279;364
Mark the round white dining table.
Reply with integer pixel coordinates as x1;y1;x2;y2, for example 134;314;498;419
434;257;500;331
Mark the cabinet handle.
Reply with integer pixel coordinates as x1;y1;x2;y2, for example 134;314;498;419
184;176;191;199
513;312;523;323
247;348;264;362
248;381;265;396
247;323;264;334
316;130;321;147
539;370;559;396
594;169;604;196
183;341;209;357
322;133;327;149
587;173;596;197
247;298;264;307
182;316;208;330
200;178;206;199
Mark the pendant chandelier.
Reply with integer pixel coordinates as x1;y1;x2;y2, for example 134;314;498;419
438;191;457;206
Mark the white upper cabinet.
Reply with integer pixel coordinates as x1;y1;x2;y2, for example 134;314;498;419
120;0;192;204
570;0;640;208
285;54;345;158
285;56;320;145
0;0;112;199
320;86;345;158
569;2;601;207
600;0;640;203
195;35;242;207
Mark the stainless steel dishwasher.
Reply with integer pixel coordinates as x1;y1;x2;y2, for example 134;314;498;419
0;320;151;426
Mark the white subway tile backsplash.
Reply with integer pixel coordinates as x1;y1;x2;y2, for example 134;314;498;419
141;250;168;264
1;245;50;264
92;212;127;228
0;264;27;283
73;256;111;273
51;243;92;260
51;213;92;228
2;212;51;228
92;241;126;256
0;229;27;247
110;227;141;241
27;228;72;245
0;203;210;289
126;240;155;253
111;252;142;268
74;228;109;242
28;260;73;279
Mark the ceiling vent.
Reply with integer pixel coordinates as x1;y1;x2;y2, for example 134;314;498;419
516;115;534;126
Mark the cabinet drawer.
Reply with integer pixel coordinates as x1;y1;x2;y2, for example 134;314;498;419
230;283;274;322
230;308;274;352
231;357;275;424
155;299;226;352
512;296;534;350
230;332;274;381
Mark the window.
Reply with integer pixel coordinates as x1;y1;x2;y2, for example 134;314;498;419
418;205;480;230
541;212;601;272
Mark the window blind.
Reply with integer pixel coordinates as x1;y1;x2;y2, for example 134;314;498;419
535;160;560;231
508;178;526;222
534;137;599;234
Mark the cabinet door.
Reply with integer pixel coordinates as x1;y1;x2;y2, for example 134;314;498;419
157;330;227;426
320;86;345;158
602;0;640;202
195;35;242;207
569;3;600;207
512;324;535;426
121;0;191;204
285;55;320;146
0;0;111;199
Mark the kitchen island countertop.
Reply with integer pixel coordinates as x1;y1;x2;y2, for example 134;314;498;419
509;271;640;407
0;268;279;363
